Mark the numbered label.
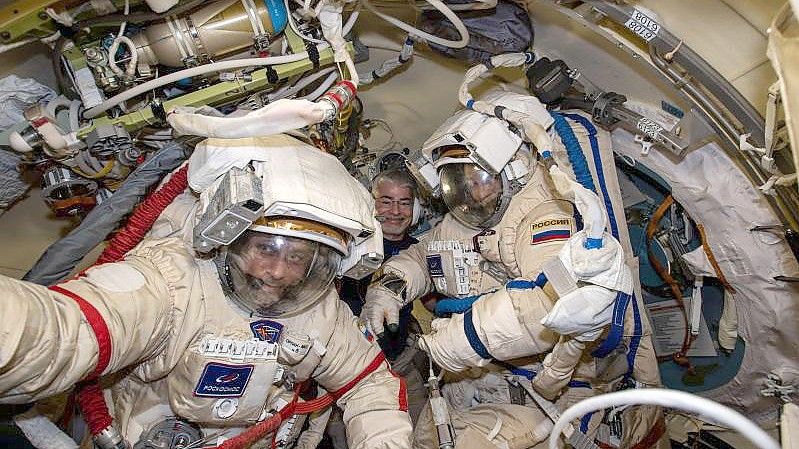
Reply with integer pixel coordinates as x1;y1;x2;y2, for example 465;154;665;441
624;9;660;42
636;117;663;139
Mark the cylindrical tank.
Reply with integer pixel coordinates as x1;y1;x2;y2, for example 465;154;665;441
133;0;287;69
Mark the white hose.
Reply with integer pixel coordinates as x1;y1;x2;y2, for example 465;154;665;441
318;2;358;85
167;97;334;138
358;35;414;86
84;50;325;118
549;389;781;449
0;36;40;55
265;66;336;102
108;35;138;77
361;0;469;49
297;70;337;101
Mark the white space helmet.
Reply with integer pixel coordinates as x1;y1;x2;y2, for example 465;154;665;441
189;135;383;316
418;89;552;229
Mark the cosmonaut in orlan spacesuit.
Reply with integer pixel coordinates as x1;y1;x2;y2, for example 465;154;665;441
363;89;666;449
0;136;412;449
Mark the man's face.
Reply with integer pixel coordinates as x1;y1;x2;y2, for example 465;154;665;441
464;164;502;214
229;232;316;311
374;180;414;241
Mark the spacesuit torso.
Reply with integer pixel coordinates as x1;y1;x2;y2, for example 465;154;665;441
387;163;575;305
0;237;410;449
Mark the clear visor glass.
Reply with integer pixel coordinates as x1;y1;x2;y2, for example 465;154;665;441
439;163;504;229
225;231;341;317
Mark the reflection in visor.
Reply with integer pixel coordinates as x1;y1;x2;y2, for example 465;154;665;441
225;231;340;317
439;163;504;229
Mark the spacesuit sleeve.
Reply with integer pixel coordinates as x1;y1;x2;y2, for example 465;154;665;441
313;302;412;449
381;238;434;303
0;255;178;403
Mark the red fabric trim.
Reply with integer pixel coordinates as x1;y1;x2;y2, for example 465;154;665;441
386;362;408;412
292;352;387;414
216;352;390;448
325;92;344;109
630;416;667;449
49;285;112;379
398;376;408;412
331;351;386;399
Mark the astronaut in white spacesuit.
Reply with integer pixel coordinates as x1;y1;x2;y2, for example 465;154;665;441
0;136;412;449
363;90;665;449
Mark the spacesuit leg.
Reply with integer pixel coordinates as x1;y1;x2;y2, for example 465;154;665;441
413;402;552;449
390;343;429;424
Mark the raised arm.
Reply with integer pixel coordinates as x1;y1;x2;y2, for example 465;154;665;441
0;246;185;403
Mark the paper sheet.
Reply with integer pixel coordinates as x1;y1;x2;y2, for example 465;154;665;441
646;299;717;357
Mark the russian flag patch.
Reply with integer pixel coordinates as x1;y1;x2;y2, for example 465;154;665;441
532;229;571;244
530;217;572;245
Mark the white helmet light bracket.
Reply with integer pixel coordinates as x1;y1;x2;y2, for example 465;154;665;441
462;117;523;175
194;167;266;253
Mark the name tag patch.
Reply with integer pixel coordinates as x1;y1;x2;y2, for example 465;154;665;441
426;255;444;277
250;320;283;343
194;363;253;398
531;218;572;245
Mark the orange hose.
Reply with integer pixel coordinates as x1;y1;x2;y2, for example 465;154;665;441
645;195;694;368
696;223;735;294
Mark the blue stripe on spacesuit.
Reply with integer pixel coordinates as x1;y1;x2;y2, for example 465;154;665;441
435;294;483;315
591;291;631;358
463;308;494;360
580;412;594;433
436;273;549;316
556;113;643;379
464;307;540;377
568;380;592;389
561;113;619;240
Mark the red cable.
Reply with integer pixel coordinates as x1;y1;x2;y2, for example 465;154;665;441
97;165;189;264
75;165;189;439
76;382;113;434
215;352;388;448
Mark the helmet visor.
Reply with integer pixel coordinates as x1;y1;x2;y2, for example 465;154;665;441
439;163;504;229
225;231;340;317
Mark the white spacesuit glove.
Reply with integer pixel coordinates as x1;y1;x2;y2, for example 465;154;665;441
362;271;407;337
416;314;486;373
541;229;632;341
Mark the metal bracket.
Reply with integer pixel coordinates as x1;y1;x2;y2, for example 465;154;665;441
633;134;654;156
761;371;796;403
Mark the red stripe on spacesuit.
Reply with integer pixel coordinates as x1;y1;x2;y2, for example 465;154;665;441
293;351;389;414
331;351;386;399
397;376;408;412
386;362;409;412
49;285;112;379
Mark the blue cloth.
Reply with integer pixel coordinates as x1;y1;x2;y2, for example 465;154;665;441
338;235;418;359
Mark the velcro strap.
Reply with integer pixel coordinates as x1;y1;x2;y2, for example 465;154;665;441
49;285;112;379
541;257;578;297
506;272;548;290
265;65;279;84
306;43;320;69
